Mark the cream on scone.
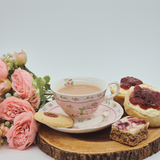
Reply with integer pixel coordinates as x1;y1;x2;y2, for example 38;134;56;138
124;84;160;127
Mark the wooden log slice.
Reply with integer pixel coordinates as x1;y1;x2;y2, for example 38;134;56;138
36;123;160;160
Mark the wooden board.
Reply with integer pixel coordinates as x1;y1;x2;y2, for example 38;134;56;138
36;123;160;160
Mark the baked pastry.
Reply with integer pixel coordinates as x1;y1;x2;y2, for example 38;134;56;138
110;116;149;146
110;85;128;106
34;111;74;128
110;76;143;106
124;84;160;127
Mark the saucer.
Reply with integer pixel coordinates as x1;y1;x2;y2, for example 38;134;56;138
39;100;124;133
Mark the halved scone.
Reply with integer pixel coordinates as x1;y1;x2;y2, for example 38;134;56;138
124;84;160;127
110;76;143;106
110;85;127;106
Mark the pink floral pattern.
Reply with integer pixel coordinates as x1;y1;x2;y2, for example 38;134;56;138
72;98;79;101
83;107;94;114
64;78;74;87
67;105;74;108
49;103;53;107
77;102;99;116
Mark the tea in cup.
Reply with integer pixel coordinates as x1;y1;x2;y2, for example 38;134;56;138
51;77;120;120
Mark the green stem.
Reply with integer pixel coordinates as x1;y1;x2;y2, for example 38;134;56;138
44;93;53;95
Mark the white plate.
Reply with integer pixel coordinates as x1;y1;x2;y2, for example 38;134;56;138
39;100;124;133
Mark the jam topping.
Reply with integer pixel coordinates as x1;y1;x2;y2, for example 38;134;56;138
116;121;131;130
44;112;59;118
113;116;147;130
127;116;146;125
120;76;143;90
129;85;160;110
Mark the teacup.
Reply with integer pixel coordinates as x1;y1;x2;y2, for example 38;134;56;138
51;77;120;120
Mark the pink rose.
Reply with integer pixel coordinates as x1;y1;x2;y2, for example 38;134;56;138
12;50;27;66
73;98;79;101
6;111;37;150
11;68;36;100
0;79;11;95
28;93;40;110
0;97;35;122
67;105;73;108
0;59;8;82
92;102;99;108
66;80;71;86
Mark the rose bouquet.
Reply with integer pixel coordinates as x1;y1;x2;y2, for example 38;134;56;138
0;50;54;150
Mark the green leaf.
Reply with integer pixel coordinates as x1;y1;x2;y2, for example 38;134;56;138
45;84;51;90
35;77;42;84
43;75;50;84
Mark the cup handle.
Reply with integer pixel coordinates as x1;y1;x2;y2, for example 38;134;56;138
104;81;120;101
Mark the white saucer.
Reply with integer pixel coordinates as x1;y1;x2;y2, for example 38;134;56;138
39;100;124;133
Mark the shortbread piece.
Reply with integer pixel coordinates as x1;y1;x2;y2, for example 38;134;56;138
110;116;149;146
34;111;73;128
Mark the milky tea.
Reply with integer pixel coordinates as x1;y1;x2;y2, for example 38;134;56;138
57;84;101;95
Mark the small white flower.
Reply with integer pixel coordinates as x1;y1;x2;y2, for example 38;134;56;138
13;92;19;98
5;93;12;98
7;62;11;66
9;57;15;62
32;81;37;87
7;53;12;57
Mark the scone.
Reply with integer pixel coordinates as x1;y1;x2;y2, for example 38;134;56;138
110;85;128;106
110;76;143;106
34;111;74;128
110;116;149;146
124;84;160;127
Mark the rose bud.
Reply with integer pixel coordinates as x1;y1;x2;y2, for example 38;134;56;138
12;50;27;66
0;59;8;82
0;79;11;95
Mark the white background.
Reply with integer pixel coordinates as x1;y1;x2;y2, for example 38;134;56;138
0;0;160;159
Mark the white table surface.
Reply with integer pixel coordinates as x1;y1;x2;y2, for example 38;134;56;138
0;0;160;159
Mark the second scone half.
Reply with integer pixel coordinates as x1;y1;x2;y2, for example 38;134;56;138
110;76;143;106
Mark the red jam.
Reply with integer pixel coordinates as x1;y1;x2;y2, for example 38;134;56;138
127;116;146;125
116;116;146;130
116;121;130;130
120;76;143;90
129;85;160;110
44;112;59;118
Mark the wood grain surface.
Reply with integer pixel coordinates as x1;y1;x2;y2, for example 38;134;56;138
36;123;160;160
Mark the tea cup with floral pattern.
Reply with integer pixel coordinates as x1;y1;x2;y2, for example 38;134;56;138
51;77;120;120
